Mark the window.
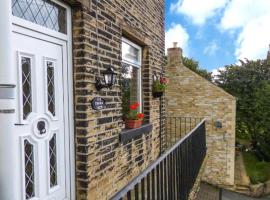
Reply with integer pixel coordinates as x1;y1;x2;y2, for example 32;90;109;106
24;139;35;199
46;61;56;116
121;38;142;116
21;56;32;120
49;134;58;188
12;0;67;34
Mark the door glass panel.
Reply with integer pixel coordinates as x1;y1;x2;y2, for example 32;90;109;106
24;139;35;199
21;57;32;120
12;0;67;34
49;134;58;188
47;61;56;116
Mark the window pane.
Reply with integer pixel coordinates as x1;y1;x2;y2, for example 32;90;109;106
24;139;35;199
121;63;140;117
21;57;32;120
47;61;56;116
122;41;140;64
12;0;67;34
49;134;58;188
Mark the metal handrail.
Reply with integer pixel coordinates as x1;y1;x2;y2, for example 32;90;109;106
110;119;207;200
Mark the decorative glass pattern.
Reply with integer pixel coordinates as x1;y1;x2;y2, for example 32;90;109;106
21;57;32;120
24;140;35;199
12;0;67;34
49;134;57;187
47;62;55;116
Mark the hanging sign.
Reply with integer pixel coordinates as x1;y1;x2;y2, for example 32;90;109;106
91;97;106;110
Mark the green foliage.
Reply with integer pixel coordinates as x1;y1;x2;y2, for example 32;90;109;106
122;85;130;119
182;57;212;81
126;110;139;120
242;152;270;184
255;83;270;161
152;81;166;92
215;59;270;160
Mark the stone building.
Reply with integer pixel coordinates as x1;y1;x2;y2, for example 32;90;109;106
0;0;167;199
166;45;236;186
0;0;211;200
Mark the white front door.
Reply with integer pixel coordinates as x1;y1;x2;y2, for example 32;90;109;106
12;27;71;200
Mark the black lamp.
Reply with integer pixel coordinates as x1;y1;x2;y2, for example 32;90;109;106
214;121;222;129
95;66;117;91
153;72;158;82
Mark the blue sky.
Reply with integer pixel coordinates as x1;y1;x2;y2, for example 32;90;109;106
165;0;270;73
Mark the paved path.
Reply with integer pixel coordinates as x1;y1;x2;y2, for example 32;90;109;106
196;182;270;200
235;151;250;186
222;189;270;200
196;183;220;200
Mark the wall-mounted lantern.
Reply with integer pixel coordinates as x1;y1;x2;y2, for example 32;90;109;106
95;66;117;91
214;121;222;129
153;72;158;82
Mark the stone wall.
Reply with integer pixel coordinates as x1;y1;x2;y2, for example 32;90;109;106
70;0;165;199
166;46;236;186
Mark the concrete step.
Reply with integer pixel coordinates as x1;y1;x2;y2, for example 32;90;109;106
236;185;250;190
235;190;251;196
236;187;250;192
235;185;251;196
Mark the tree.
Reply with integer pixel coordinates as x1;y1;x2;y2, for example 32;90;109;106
254;83;270;161
215;59;270;160
182;57;212;81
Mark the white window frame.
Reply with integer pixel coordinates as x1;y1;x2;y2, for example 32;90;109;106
122;37;142;112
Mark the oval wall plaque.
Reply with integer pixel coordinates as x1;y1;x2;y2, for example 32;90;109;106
91;97;106;110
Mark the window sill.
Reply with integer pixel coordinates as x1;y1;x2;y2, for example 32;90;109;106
120;124;153;143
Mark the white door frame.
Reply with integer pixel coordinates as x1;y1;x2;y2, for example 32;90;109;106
11;0;75;199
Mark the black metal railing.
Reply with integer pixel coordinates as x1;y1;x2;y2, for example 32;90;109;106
110;119;207;200
165;117;203;150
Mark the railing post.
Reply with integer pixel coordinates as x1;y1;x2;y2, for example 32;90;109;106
164;158;168;200
160;161;164;199
219;188;223;200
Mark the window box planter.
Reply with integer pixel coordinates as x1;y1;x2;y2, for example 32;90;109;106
152;91;163;98
123;102;145;129
152;76;167;98
125;119;143;129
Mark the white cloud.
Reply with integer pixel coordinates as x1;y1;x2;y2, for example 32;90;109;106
212;67;225;80
170;0;228;25
203;41;219;56
220;0;270;30
212;67;225;75
165;24;189;55
236;15;270;60
220;0;270;60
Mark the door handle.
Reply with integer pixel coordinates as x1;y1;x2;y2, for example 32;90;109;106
37;121;46;135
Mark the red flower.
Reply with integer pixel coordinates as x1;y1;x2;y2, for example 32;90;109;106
130;102;140;110
137;113;145;119
160;77;167;84
130;104;137;110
